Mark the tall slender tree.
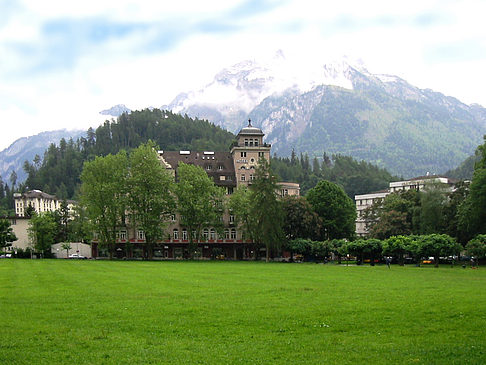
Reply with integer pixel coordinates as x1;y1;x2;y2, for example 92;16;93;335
126;142;176;259
175;162;225;257
250;158;285;262
80;151;128;259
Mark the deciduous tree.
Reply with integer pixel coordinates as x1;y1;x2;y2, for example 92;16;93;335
175;162;225;257
80;152;128;259
126;142;176;259
306;180;356;240
28;212;58;257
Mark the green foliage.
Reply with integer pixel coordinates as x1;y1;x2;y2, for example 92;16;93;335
466;234;486;259
458;135;486;240
365;190;421;239
175;162;225;254
281;196;321;240
28;212;58;256
419;182;448;234
228;186;258;245
250;158;285;262
306;180;356;240
272;152;396;197
382;235;413;266
61;242;72;257
0;219;17;251
414;234;461;268
126;142;176;259
80;151;128;259
23;109;236;199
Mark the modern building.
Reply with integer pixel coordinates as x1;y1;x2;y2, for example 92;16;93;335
92;120;300;259
355;175;457;236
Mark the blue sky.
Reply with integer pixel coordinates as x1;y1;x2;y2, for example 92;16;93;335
1;0;485;150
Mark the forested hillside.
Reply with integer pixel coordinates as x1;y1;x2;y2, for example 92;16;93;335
22;109;236;199
5;108;398;210
271;152;397;197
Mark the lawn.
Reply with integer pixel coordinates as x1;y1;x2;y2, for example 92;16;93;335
1;260;485;364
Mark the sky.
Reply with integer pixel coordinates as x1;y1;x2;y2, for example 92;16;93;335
1;0;486;151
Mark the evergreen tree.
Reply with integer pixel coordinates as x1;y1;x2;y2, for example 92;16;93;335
250;158;285;262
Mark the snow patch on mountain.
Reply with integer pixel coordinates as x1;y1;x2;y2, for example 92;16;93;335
167;51;360;131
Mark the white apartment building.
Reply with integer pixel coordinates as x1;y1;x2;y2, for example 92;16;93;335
355;175;456;236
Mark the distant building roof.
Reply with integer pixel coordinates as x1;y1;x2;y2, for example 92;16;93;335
159;151;237;187
21;190;57;200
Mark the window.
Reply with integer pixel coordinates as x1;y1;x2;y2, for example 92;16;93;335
249;139;253;146
170;214;176;222
120;231;127;240
229;215;235;223
250;174;255;181
210;228;216;240
205;164;212;170
203;228;209;240
244;138;248;146
173;229;179;240
240;152;247;158
218;165;224;170
254;139;259;146
224;229;230;239
137;230;145;240
227;187;234;195
230;229;237;239
281;189;288;196
241;174;246;181
182;229;188;240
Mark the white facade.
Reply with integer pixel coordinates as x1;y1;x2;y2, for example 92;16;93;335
355;175;456;236
14;190;76;217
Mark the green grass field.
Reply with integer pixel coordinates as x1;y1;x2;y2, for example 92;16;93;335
1;260;485;364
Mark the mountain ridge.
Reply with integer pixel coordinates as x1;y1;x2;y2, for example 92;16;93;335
164;53;486;177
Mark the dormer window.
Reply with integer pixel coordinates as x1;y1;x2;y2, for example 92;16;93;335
244;139;248;146
254;139;259;146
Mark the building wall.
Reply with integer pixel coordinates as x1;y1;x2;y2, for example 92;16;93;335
51;242;92;258
354;175;456;237
8;217;31;252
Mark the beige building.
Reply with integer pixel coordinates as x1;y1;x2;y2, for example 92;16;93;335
92;120;300;259
355;175;456;237
14;190;76;217
5;217;31;252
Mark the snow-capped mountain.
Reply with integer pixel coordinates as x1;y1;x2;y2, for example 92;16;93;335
167;51;357;132
165;52;486;177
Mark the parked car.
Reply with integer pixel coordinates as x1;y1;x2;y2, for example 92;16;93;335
69;253;87;259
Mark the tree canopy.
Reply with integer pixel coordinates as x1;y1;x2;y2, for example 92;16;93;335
306;180;356;240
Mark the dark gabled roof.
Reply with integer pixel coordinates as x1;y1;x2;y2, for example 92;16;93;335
160;151;237;187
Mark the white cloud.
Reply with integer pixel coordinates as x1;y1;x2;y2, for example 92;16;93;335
1;0;486;150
